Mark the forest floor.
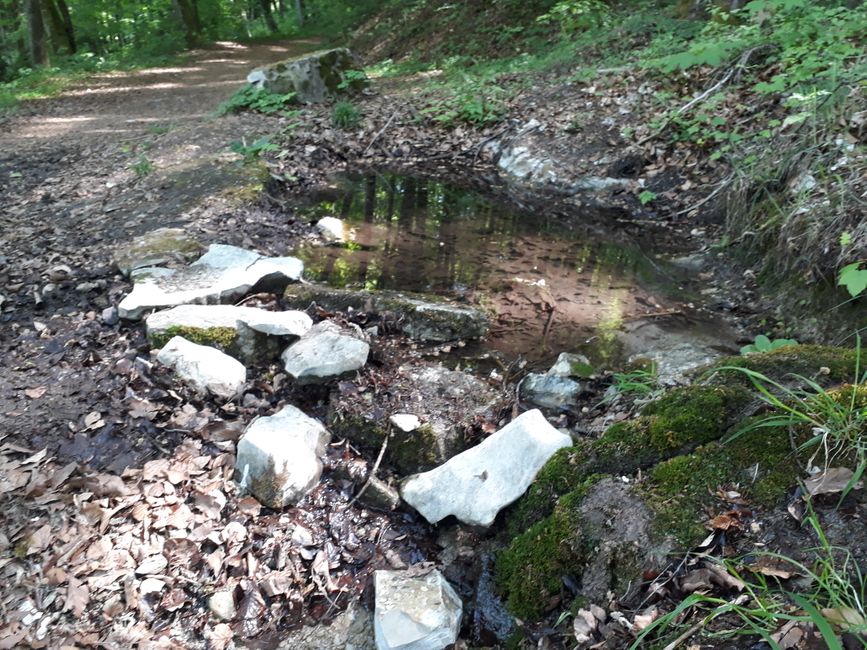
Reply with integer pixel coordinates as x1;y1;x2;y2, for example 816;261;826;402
1;36;863;650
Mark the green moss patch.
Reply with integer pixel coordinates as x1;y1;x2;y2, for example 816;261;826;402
708;345;857;385
505;384;750;534
150;325;238;351
496;479;600;620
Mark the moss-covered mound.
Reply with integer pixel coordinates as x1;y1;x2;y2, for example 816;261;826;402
505;384;751;535
496;344;859;620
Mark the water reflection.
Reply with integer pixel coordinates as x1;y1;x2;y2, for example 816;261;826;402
295;174;679;364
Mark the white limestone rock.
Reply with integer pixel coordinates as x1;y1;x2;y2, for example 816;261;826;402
235;405;331;508
119;244;304;320
400;409;572;527
155;336;246;399
315;217;348;244
389;413;421;433
282;321;369;384
146;304;312;340
374;569;462;650
548;352;593;378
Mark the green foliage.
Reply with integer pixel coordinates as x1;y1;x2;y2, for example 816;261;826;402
229;136;279;162
740;334;799;355
131;154;154;178
331;100;362;129
838;263;867;299
638;190;656;205
422;75;506;127
631;511;867;648
216;85;297;116
536;0;610;34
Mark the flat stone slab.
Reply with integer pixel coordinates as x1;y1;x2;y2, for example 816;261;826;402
113;227;204;278
247;48;367;104
374;569;462;650
400;409;572;527
119;244;304;320
147;304;311;338
155;335;246;399
282;321;369;384
235;405;331;508
284;284;488;343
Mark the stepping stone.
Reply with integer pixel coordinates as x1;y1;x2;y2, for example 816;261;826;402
113;227;204;278
282;321;369;384
119;244;303;320
155;336;246;399
400;409;572;527
235;405;331;508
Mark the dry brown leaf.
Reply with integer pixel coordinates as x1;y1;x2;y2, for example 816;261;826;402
204;623;233;650
26;524;52;554
66;577;90;617
804;468;862;497
236;496;261;517
24;387;47;399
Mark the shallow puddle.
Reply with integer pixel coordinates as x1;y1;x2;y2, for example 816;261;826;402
295;173;733;367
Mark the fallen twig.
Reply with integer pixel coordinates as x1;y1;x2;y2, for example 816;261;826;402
344;426;390;510
363;110;399;156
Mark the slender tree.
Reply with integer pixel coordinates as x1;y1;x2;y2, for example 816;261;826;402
25;0;48;66
258;0;278;32
172;0;201;47
294;0;304;26
43;0;74;54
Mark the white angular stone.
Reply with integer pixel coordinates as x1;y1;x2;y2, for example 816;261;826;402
235;405;331;508
208;591;236;621
119;244;304;320
282;321;369;384
400;409;572;527
374;570;462;650
548;352;592;378
315;217;347;244
389;413;420;433
146;304;312;339
155;336;246;399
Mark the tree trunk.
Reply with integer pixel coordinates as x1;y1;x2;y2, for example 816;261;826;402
25;0;48;67
293;0;303;26
258;0;278;32
172;0;200;47
43;0;73;54
53;0;75;53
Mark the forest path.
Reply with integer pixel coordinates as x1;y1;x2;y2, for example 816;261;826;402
0;39;318;467
0;39;318;259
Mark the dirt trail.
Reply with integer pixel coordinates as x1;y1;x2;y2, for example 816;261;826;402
0;39;317;467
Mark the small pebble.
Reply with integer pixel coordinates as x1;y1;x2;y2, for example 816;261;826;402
101;307;119;326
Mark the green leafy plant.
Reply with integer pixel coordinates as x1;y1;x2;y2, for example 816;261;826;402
740;334;799;355
598;363;660;407
228;136;278;162
838;263;867;299
337;69;368;91
131;153;154;177
331;100;362;129
216;85;297;116
536;0;611;34
638;190;657;205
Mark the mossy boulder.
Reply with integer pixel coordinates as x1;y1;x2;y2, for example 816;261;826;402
246;48;368;104
496;476;667;620
113;227;204;278
327;363;501;475
497;425;797;619
706;344;858;386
